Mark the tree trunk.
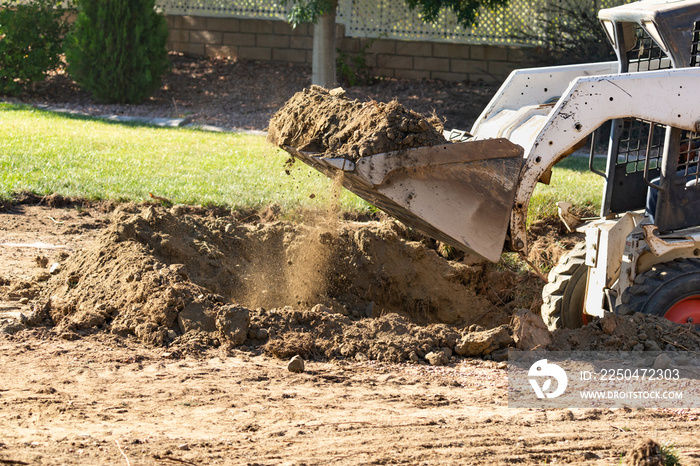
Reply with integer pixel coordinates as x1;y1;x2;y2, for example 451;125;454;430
311;1;337;88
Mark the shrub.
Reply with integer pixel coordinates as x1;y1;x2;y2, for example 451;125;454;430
0;0;71;96
336;40;376;87
65;0;170;104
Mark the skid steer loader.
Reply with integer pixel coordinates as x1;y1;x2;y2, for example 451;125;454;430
279;0;700;330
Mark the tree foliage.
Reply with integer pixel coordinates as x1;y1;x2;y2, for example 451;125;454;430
65;0;170;104
284;0;508;28
517;0;615;65
404;0;508;27
284;0;336;28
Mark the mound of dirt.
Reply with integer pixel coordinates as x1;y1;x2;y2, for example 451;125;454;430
549;312;700;352
30;203;698;362
267;86;447;160
32;204;533;361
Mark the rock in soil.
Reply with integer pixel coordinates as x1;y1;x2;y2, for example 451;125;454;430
512;309;552;351
267;85;446;161
425;351;448;366
454;325;513;357
287;355;305;373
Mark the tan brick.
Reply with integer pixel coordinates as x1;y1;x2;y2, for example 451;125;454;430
393;69;430;80
189;30;222;45
240;20;275;34
223;33;256;47
377;54;412;69
467;61;489;75
256;34;289;48
206;17;239;32
362;53;378;68
290;35;313;50
468;72;500;84
182;16;208;30
338;37;361;53
273;48;307;63
288;23;309;36
374;68;396;78
238;46;272;61
273;21;295;35
396;41;431;57
470;44;508;61
166;15;184;29
414;56;450;72
168;29;189;43
433;42;470;59
206;44;238;59
338;51;376;68
450;58;473;73
178;42;206;57
431;71;468;82
488;61;517;80
507;46;532;64
367;39;396;55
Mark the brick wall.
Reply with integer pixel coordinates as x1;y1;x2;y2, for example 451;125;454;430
166;15;532;84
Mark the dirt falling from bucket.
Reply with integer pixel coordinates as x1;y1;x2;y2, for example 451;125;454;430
283;174;343;307
240;174;344;309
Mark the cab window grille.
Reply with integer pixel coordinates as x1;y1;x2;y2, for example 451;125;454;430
677;131;700;186
616;118;665;174
627;25;672;72
691;20;700;66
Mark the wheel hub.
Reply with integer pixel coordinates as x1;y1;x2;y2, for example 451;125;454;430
664;296;700;326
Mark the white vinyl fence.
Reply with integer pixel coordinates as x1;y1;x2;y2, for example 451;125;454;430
155;0;632;45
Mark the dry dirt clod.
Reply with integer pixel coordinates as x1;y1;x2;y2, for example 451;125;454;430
454;325;513;357
49;263;61;275
425;351;448;366
33;272;51;282
653;353;672;370
624;438;664;466
600;313;621;335
287;355;305;373
35;255;49;268
512;309;552;351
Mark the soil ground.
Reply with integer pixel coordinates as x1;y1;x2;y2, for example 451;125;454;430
1;201;699;465
2;57;700;464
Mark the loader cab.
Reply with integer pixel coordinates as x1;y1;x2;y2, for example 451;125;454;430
598;0;700;232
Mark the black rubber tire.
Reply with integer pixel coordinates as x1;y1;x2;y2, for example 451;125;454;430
617;258;700;320
541;243;589;330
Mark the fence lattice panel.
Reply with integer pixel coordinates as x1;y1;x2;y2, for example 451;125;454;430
155;0;632;45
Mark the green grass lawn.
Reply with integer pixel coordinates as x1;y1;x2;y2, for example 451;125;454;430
530;155;605;222
0;103;368;212
0;103;603;220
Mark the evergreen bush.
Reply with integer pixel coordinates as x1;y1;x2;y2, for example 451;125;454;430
65;0;170;104
0;0;71;96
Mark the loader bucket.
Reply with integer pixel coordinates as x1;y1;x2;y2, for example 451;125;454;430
283;138;524;263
